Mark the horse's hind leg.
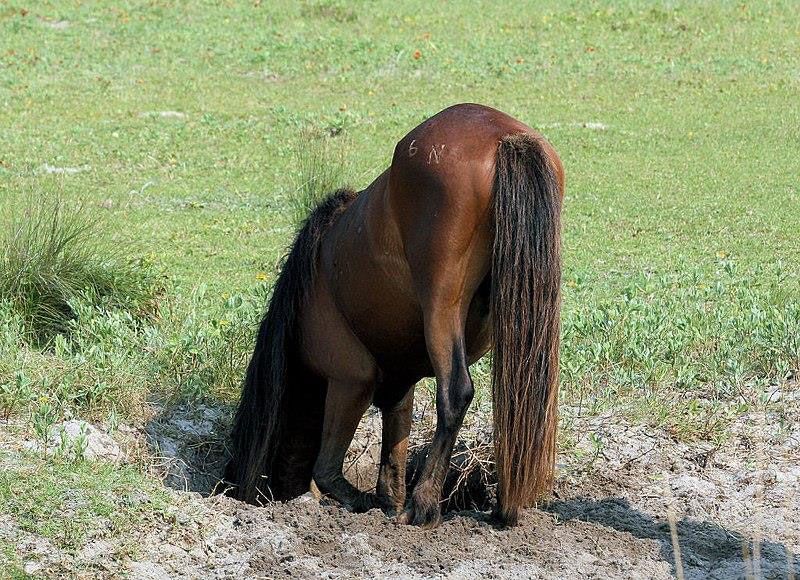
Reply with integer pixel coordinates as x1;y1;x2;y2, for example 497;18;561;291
398;323;473;528
312;378;378;511
396;209;489;527
375;386;415;513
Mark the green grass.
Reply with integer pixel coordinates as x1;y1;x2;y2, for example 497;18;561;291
0;453;169;551
0;279;265;424
0;0;796;433
0;2;798;559
0;542;28;580
290;130;357;226
561;261;799;440
0;198;163;344
1;0;797;416
2;1;797;293
0;449;171;573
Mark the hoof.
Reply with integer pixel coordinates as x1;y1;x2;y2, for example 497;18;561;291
397;492;442;529
376;492;404;516
349;492;380;513
492;503;520;527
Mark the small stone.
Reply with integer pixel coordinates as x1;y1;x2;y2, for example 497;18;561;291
24;561;42;575
60;420;122;461
289;492;319;505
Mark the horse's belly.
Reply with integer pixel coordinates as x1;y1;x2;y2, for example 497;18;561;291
337;268;492;380
335;269;431;378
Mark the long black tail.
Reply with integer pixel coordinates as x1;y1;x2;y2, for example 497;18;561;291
491;134;562;525
224;189;356;503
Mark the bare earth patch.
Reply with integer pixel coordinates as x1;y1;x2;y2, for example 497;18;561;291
38;164;90;175
137;111;188;120
3;395;798;579
131;398;799;579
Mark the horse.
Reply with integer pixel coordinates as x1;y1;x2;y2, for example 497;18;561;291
224;103;564;528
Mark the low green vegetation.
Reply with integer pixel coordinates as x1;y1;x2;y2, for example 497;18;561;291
0;272;265;428
0;449;171;563
0;542;27;580
561;261;798;441
1;175;794;447
1;0;796;433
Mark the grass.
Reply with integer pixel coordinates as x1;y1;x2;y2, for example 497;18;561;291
0;449;171;573
0;542;27;580
0;200;267;427
0;0;798;571
0;198;163;344
290;130;356;226
0;276;265;425
561;261;798;441
2;2;796;292
0;0;795;440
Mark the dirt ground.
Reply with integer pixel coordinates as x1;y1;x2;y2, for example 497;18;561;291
5;395;799;579
137;395;800;579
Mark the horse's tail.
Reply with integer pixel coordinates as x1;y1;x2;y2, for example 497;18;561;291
491;134;562;525
224;188;356;504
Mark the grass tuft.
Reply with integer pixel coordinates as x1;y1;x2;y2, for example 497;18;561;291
0;198;163;345
300;0;358;23
290;130;354;226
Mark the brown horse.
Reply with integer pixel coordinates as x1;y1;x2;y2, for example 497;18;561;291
224;103;564;527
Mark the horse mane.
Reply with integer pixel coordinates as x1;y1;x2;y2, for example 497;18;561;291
225;187;357;503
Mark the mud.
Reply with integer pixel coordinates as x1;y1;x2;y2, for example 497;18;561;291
124;492;671;579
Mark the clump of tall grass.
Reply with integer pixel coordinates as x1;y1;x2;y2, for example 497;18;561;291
290;130;354;226
0;198;163;344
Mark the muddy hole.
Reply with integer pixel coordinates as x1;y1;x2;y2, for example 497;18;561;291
146;403;498;513
145;401;235;494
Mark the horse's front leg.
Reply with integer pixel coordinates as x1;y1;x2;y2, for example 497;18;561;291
313;379;379;512
399;324;473;528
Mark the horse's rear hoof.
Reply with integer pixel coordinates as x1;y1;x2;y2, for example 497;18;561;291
491;504;520;527
397;501;442;529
